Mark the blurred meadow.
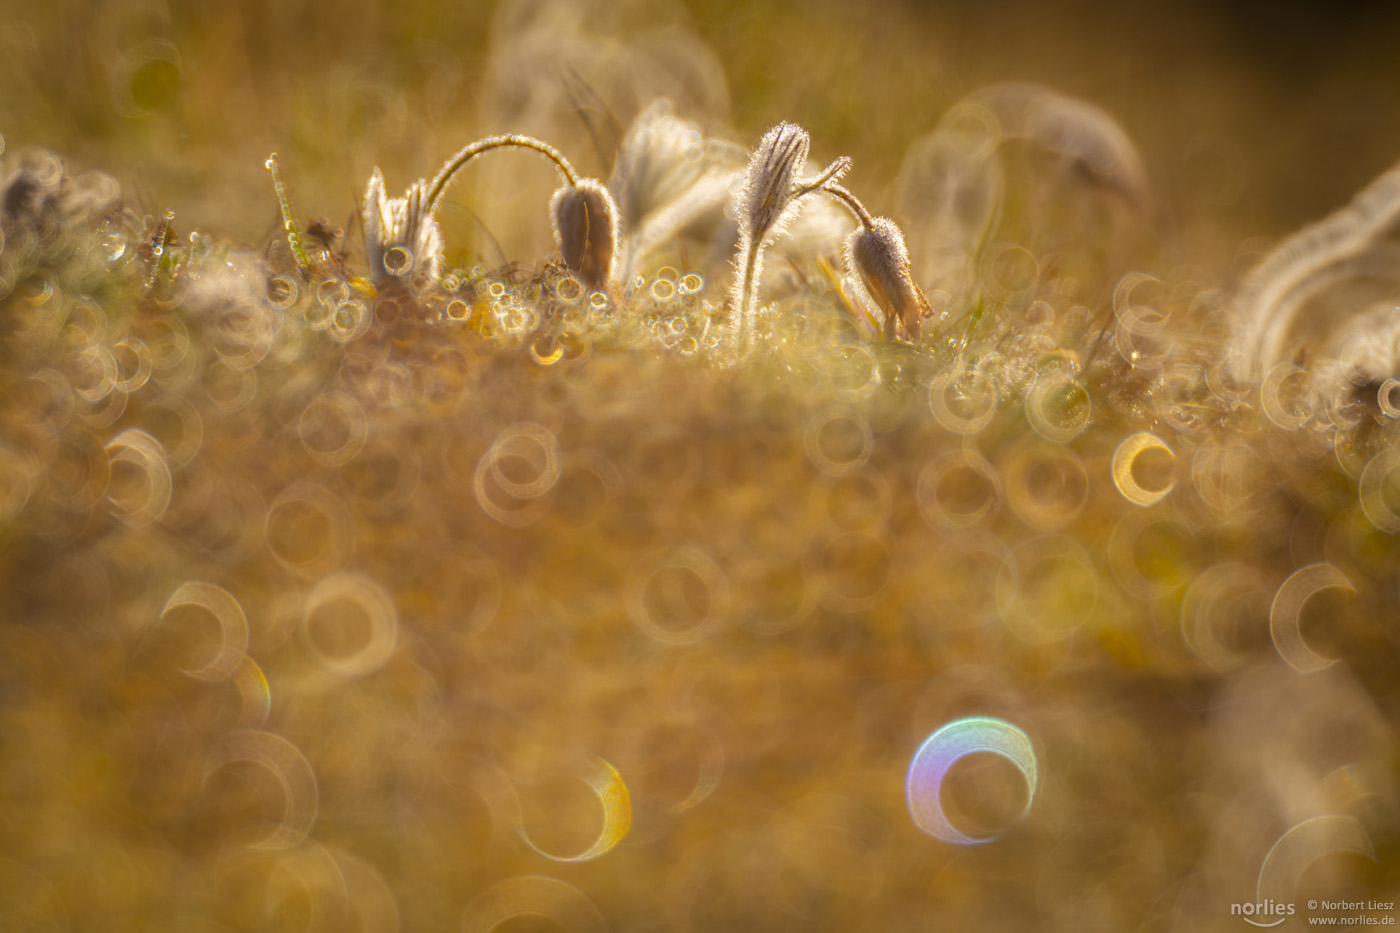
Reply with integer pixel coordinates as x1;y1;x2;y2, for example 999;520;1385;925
3;0;1400;930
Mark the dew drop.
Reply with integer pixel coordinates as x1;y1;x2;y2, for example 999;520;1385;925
101;228;128;263
1378;377;1400;419
382;246;414;277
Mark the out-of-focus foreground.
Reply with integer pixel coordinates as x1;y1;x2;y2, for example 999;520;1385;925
1;0;1400;930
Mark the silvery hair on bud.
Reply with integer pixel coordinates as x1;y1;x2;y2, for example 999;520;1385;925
550;177;620;296
738;122;811;243
846;217;932;342
363;167;444;288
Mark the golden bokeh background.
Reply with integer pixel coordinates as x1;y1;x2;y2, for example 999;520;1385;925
2;0;1399;930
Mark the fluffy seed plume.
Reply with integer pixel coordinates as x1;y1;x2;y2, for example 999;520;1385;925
729;122;850;353
608;99;746;281
826;182;930;342
550;177;621;296
362;168;443;289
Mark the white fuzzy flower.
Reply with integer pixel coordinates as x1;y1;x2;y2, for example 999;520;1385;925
608;100;745;281
362;167;443;288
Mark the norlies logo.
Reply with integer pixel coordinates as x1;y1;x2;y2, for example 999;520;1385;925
1232;900;1296;927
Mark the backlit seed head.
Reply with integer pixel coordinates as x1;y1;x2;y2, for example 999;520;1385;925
737;122;811;242
609;100;746;281
362;167;443;288
846;217;932;342
551;177;620;295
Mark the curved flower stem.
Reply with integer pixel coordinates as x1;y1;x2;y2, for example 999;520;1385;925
821;182;875;230
426;134;580;213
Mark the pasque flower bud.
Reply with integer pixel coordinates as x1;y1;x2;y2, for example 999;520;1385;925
550;177;620;296
728;122;849;355
738;122;810;246
846;217;932;342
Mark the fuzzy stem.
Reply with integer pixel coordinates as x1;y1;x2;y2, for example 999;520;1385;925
727;152;849;355
265;154;312;275
821;182;875;229
736;234;763;351
426;134;579;213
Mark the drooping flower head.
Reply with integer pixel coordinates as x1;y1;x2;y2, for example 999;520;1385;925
846;217;932;342
821;182;931;343
550;177;621;296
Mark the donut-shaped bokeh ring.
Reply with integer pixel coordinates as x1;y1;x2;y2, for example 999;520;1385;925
906;716;1038;845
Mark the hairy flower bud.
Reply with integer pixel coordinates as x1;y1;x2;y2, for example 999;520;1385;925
550;177;620;295
738;122;810;244
846;217;932;342
726;123;851;355
362;167;443;288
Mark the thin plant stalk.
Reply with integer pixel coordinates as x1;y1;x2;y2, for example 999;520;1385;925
266;153;313;276
822;182;875;230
